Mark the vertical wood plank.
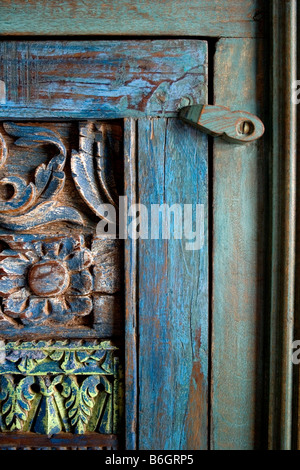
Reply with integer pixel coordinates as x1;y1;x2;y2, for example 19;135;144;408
138;118;208;449
211;38;266;449
295;1;300;451
124;119;138;450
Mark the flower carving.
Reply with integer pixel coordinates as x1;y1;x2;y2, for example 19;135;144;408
0;236;93;325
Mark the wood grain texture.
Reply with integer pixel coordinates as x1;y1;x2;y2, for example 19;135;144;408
124;119;138;450
0;40;207;119
211;38;266;450
138;118;208;450
295;1;300;452
0;0;264;38
0;120;122;235
0;119;124;340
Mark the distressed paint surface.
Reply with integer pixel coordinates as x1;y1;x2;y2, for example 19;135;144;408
0;119;123;339
0;340;122;436
211;39;266;450
0;37;211;449
0;432;118;449
0;40;207;119
0;0;264;38
124;119;138;450
0;122;82;230
138;118;208;449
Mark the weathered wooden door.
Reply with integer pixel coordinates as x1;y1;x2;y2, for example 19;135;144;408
0;0;295;452
0;39;209;450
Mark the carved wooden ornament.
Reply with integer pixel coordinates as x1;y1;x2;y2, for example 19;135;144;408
0;340;122;435
0;120;124;445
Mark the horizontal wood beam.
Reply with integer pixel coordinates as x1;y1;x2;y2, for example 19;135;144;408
0;0;264;38
0;40;207;119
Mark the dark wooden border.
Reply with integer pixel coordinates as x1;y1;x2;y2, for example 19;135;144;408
267;0;297;450
0;433;118;449
0;0;296;451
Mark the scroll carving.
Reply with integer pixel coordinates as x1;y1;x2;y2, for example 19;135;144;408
0;123;84;231
71;122;119;223
0;121;124;442
0;121;121;230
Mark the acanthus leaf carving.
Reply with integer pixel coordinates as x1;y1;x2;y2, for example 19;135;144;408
0;123;83;230
0;374;36;431
0;341;122;436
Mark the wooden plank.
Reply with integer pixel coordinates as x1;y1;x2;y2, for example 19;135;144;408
0;40;207;119
138;117;208;449
211;38;266;449
124;118;138;450
0;0;264;38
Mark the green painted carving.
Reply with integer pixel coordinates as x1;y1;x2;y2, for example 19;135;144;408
0;375;35;431
62;375;112;434
0;341;122;435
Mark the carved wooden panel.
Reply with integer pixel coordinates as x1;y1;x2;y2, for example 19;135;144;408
0;121;123;339
0;120;124;447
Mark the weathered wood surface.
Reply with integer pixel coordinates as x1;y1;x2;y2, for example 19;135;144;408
0;38;208;448
124;119;138;450
0;0;264;38
211;38;266;450
0;121;123;234
0;40;207;119
295;1;300;452
138;117;208;450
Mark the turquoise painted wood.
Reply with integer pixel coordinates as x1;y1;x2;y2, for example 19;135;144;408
138;117;209;449
211;38;266;450
0;40;207;119
0;0;264;38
